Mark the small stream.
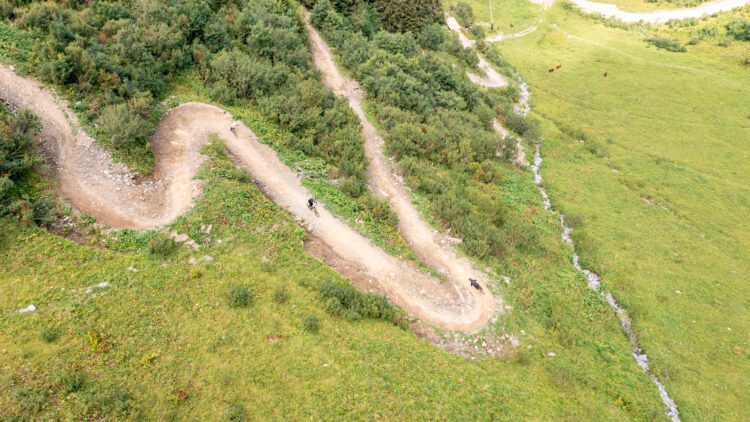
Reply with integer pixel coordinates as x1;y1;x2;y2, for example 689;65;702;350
517;76;680;421
531;145;680;422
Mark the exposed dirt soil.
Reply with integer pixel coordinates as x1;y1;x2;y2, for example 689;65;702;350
0;62;498;331
304;19;500;331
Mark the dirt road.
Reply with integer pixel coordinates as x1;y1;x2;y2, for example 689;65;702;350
0;64;497;331
569;0;750;23
304;20;498;330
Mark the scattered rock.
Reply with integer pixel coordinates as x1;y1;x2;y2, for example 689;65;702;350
189;255;214;265
502;276;511;285
200;224;212;234
547;351;556;357
675;290;682;295
127;266;139;273
171;232;200;250
172;232;190;243
18;304;36;313
85;281;110;294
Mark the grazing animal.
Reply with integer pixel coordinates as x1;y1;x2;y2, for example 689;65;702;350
604;71;608;77
509;22;515;28
556;64;562;69
548;68;555;73
469;278;484;293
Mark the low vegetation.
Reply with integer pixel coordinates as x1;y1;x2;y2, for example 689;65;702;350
3;0;735;419
0;104;54;226
492;3;750;419
313;0;541;260
646;36;687;52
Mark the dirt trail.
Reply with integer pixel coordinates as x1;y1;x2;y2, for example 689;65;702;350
304;19;498;329
570;0;750;23
446;17;509;88
0;63;497;331
445;17;529;168
485;23;540;43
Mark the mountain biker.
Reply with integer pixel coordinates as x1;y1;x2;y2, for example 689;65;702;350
307;198;319;216
229;122;238;136
469;278;483;293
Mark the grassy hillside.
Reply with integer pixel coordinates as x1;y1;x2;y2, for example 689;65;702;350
461;1;750;419
0;0;718;419
1;112;665;419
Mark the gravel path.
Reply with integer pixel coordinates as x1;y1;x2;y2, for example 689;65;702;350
569;0;750;23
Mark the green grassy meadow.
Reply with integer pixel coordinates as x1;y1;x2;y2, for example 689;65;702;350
3;0;748;418
464;1;750;419
445;0;544;35
1;128;665;420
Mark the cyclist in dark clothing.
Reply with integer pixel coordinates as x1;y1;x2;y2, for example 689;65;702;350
307;198;318;216
469;278;483;293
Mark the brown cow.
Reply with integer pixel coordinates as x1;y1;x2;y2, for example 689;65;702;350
510;22;515;28
556;64;562;69
548;68;555;73
604;71;608;77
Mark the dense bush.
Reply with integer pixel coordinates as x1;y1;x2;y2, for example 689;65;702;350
451;2;475;27
148;234;178;257
228;284;253;308
40;327;61;343
320;279;400;322
60;370;87;393
6;0;371;197
726;19;750;41
226;403;248;422
0;106;54;226
302;315;320;332
646;37;687;52
469;25;486;41
313;3;541;259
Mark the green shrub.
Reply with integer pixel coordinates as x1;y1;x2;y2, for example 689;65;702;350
226;403;248;422
469;25;486;41
228;284;253;308
320;280;399;322
726;19;750;41
32;196;56;227
450;2;475;27
41;327;60;343
514;349;532;365
373;0;444;33
272;286;289;304
207;82;236;106
60;370;86;393
0;107;48;225
503;112;541;141
98;388;133;416
15;387;48;414
645;37;686;52
149;235;178;257
303;315;319;333
95;102;151;149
